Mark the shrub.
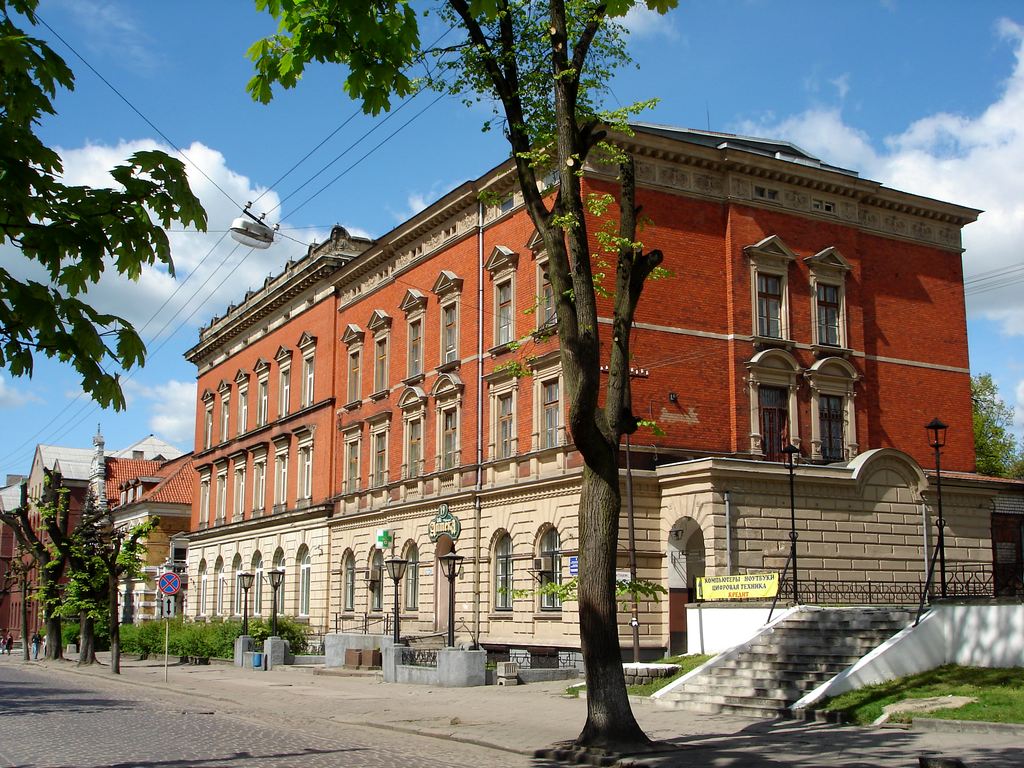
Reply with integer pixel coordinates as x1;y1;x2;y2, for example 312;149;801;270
248;615;310;654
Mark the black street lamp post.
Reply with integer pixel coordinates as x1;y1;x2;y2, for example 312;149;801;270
783;444;801;605
438;552;464;648
268;568;285;637
384;557;409;645
239;571;254;638
926;418;948;598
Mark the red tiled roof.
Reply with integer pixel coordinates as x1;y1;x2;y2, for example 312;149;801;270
143;455;196;505
105;457;162;500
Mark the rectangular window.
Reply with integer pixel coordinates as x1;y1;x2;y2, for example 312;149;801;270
442;409;458;470
302;355;315;407
298;444;313;499
234;466;245;517
497;393;513;459
757;274;782;338
238;388;248;435
279;367;291;417
215;472;226;521
199;478;210;520
203;407;213;450
759;386;788;462
374;338;388;394
253;459;266;512
820;395;845;461
348;350;361;403
817;284;841;346
220;396;230;442
346;439;360;492
373;432;387;487
407;419;422;477
257;379;269;427
542;380;560;449
343;560;355;612
496;281;513;345
443;304;458;363
275;452;289;506
540;274;555;327
408;320;422;377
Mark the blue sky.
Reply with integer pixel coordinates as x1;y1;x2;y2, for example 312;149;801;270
1;0;1023;478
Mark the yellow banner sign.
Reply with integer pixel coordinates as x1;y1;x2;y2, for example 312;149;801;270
696;572;779;601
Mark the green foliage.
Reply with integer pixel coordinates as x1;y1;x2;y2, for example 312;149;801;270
635;418;666;438
972;374;1024;478
248;615;312;654
120;615;312;659
494;359;533;378
0;0;207;409
118;619;171;657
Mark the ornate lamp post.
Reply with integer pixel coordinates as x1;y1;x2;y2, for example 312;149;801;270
239;571;254;637
268;568;285;637
384;557;408;644
782;444;801;605
926;418;948;598
437;552;464;648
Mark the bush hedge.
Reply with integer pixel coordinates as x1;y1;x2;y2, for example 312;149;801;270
118;616;311;659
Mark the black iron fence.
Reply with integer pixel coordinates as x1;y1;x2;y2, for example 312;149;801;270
333;613;392;636
398;647;438;667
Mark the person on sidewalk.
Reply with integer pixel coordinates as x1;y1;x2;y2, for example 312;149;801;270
31;632;42;660
4;633;12;654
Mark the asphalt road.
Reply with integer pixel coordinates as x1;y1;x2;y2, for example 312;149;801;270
0;664;537;768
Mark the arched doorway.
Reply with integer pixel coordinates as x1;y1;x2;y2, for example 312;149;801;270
667;518;705;655
434;534;455;635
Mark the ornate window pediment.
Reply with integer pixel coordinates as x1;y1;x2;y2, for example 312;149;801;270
398;386;428;409
744;235;798;270
367;309;393;333
297;331;317;352
201;388;216;403
234;369;249;385
253;357;271;374
274;345;293;363
341;324;365;345
804;246;852;277
431;372;465;399
485;245;518;274
399;288;428;314
432;270;463;298
217;379;231;394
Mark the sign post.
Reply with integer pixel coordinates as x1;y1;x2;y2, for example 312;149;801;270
158;573;181;682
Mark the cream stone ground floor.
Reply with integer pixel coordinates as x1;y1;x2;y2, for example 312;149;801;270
188;449;1019;657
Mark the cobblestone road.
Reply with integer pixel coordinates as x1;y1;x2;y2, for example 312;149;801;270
0;665;537;768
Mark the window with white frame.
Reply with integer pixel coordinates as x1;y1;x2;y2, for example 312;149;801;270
233;554;244;615
486;373;518;461
432;270;463;366
298;332;317;408
398;385;427;480
485;245;518;348
805;357;859;463
252;450;267;513
399;289;428;380
233;461;246;518
297;441;313;500
199;559;208;616
342;324;364;406
744;348;801;462
539;528;562;610
215;557;225;616
272;549;286;608
368;310;392;397
344;429;361;493
369;549;383;612
497;393;515;458
278;363;291;417
202;390;214;450
805;247;853;350
199;471;211;522
744;235;797;342
215;466;227;522
252;552;264;614
254;358;270;427
219;385;231;443
372;429;388;487
541;379;560;449
298;546;311;616
274;443;289;506
342;552;355;611
495;533;513;610
406;417;422;477
235;369;249;435
432;374;463;472
405;543;418;610
441;408;458;470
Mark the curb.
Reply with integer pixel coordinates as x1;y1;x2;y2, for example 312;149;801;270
913;718;1024;737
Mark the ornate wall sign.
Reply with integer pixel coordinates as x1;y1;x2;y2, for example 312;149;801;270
428;503;462;542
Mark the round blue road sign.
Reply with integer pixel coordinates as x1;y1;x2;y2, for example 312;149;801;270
159;572;181;595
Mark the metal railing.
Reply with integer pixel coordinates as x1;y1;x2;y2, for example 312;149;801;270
333;613;392;636
398;647;438;667
305;632;326;656
780;577;926;606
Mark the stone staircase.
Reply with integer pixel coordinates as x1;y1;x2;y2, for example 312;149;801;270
657;607;913;718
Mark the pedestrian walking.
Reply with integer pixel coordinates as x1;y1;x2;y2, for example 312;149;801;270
31;632;42;660
4;633;12;654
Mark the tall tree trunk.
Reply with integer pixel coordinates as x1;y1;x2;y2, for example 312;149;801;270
575;460;650;749
20;569;29;662
109;570;120;674
41;568;63;661
78;613;96;665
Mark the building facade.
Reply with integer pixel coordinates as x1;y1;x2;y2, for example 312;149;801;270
186;124;1018;657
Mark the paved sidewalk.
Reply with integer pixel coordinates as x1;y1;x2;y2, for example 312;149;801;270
4;653;1023;767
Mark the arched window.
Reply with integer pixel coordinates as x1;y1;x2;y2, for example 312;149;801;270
252;552;264;614
214;557;225;616
272;548;286;610
369;550;383;612
405;543;419;610
232;554;243;615
198;559;208;617
342;552;355;612
539;528;561;611
495;534;513;611
298;546;311;617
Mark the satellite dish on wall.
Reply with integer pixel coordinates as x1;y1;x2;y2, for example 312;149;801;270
230;205;277;249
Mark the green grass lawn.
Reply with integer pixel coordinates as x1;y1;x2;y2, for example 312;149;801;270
817;665;1024;725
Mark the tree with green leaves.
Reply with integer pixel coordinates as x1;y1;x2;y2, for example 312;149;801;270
0;0;206;410
972;373;1024;479
249;0;676;750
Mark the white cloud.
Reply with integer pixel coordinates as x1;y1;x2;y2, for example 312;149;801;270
388;179;463;223
123;379;197;444
618;6;679;39
735;18;1024;338
0;376;43;409
831;74;851;101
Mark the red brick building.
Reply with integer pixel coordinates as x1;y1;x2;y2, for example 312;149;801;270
186;125;1017;657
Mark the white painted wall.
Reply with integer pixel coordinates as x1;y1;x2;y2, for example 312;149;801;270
685;605;779;655
792;604;1024;709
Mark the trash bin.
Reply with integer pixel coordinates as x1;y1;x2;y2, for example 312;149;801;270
253;652;263;670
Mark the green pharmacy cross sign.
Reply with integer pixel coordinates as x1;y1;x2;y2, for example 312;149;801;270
428;504;461;542
376;529;394;549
